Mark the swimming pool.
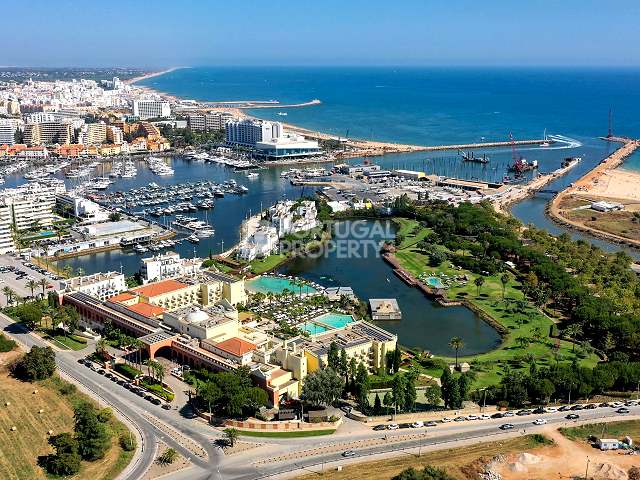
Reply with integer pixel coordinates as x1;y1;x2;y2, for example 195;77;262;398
426;276;445;289
314;313;355;329
299;322;328;335
246;276;318;295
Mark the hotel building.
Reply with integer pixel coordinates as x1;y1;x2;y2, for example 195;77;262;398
225;119;319;159
24;119;72;146
0;205;15;254
132;100;171;119
62;272;127;301
78;122;107;145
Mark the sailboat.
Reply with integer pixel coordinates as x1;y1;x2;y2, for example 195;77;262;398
540;129;551;147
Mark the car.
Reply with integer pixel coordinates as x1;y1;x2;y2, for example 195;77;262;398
625;400;638;407
585;404;598;410
136;390;145;397
162;403;172;410
499;423;515;430
616;408;630;414
398;423;411;429
123;383;132;390
465;415;478;421
145;395;154;402
411;421;424;428
533;418;547;425
97;369;105;375
341;450;357;458
516;409;532;416
599;402;610;408
425;421;438;427
479;414;491;420
454;416;466;422
502;411;515;417
544;407;558;413
77;358;86;365
441;417;453;423
110;376;119;382
491;413;504;419
558;405;571;412
533;407;545;414
151;398;162;406
117;380;126;386
570;404;584;411
610;401;624;408
565;414;580;420
373;425;386;431
387;423;399;430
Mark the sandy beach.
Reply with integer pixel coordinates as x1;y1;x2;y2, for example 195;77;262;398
125;66;185;85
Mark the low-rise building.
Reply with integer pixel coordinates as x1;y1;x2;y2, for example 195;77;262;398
162;304;239;341
62;271;127;301
369;298;402;320
140;251;201;283
201;336;256;365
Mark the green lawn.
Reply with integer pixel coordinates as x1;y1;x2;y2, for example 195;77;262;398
559;420;640;442
52;334;88;351
238;429;336;438
249;253;288;274
392;225;599;388
393;218;433;249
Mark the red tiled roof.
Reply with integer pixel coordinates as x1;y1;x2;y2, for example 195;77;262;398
109;292;135;303
127;302;165;318
132;279;187;298
214;337;256;357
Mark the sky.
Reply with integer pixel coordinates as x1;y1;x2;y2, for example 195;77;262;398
2;0;640;67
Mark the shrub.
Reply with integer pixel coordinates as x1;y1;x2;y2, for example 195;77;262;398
12;346;56;381
97;408;113;423
0;333;17;352
158;448;178;465
59;382;77;396
114;363;142;380
119;433;137;452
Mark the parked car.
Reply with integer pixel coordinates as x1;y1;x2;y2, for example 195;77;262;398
499;424;515;430
533;418;547;425
502;411;516;417
479;414;491;420
342;450;356;458
491;413;504;419
411;421;424;428
558;405;571;412
425;421;438;427
533;407;545;414
387;423;399;430
616;408;630;414
152;398;162;406
566;414;580;420
465;415;478;421
544;407;558;413
162;403;172;410
454;416;466;422
441;417;454;423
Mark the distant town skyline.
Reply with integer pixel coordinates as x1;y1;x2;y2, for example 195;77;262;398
3;0;640;67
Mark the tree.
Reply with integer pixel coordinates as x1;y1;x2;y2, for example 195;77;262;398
13;345;56;381
391;374;406;413
474;276;485;296
39;432;81;476
373;393;382;413
74;402;111;460
200;381;222;419
38;277;50;297
95;339;108;360
391;348;401;374
244;387;268;414
515;336;531;349
108;212;122;222
383;391;393;415
449;337;464;370
403;371;417;412
339;349;348;382
354;363;370;412
327;341;340;370
223;427;239;447
424;384;441;406
392;465;455;480
2;286;15;306
301;368;343;407
500;273;510;301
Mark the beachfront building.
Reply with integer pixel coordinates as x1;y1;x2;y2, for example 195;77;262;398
62;271;127;301
225;119;319;159
187;112;234;132
0;119;22;145
140;251;201;284
132;100;170;119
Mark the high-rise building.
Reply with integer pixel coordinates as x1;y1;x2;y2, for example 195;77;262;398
24;120;72;146
0;182;62;231
132;100;171;119
188;112;234;132
106;125;123;144
0;119;17;145
226;119;319;158
79;122;107;145
225;119;282;147
0;205;15;254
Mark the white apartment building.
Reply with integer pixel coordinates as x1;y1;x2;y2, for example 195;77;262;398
238;225;279;261
225;119;282;147
0;118;22;145
56;194;109;224
225;119;319;158
269;200;319;237
188;112;234;132
0;182;63;231
0;205;15;254
62;271;127;301
132;100;171;119
140;251;202;284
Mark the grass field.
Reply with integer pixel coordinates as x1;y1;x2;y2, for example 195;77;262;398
296;434;551;480
239;429;336;438
249;253;288;274
559;420;640;442
0;351;133;480
392;219;599;387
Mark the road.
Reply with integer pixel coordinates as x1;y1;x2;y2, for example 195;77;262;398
2;310;639;480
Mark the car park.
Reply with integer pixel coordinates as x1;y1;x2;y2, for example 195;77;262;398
533;418;547;425
566;414;580;420
342;450;356;457
499;424;515;430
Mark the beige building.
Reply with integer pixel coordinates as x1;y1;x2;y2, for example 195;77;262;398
24;121;72;146
162;304;239;341
79;122;107;145
130;279;200;310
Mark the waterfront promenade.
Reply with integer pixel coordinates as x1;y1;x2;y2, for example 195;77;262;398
548;137;640;248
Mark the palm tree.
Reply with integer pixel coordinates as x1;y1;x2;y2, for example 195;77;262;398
26;279;37;299
500;273;510;301
62;265;73;279
2;286;15;306
75;267;85;278
37;278;49;298
96;338;108;360
449;336;464;370
223;427;239;447
155;363;165;385
474;276;485;297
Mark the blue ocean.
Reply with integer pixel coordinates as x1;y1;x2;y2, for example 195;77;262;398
140;66;640;149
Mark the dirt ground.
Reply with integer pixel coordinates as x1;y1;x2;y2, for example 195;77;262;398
142;441;191;480
495;428;639;480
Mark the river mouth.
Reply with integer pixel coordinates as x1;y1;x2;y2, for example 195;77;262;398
278;219;502;356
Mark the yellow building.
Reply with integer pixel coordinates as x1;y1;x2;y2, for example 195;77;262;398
99;144;122;156
130;279;201;310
